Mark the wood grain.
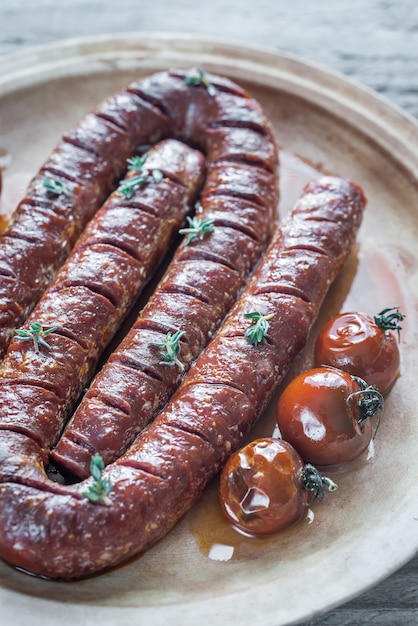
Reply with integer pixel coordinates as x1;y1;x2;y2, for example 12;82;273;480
0;1;417;624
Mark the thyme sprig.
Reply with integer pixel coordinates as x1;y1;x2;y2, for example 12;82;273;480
42;176;74;197
118;168;163;199
244;311;274;346
14;322;57;353
149;330;185;369
83;453;113;506
184;67;216;96
374;306;406;341
126;153;148;171
179;216;215;245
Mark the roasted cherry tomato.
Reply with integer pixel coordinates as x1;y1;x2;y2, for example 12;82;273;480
219;438;336;536
276;367;384;467
314;307;405;394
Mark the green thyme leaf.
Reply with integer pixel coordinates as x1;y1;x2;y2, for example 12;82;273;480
184;67;216;96
42;176;74;196
244;311;274;346
82;453;113;506
14;322;57;353
179;216;215;245
149;330;185;369
126;153;148;171
117;168;163;198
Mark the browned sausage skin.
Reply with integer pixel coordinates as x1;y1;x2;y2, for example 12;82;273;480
51;147;277;479
0;177;365;579
0;68;278;358
0;138;206;455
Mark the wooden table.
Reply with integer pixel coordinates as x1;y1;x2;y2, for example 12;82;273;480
1;2;417;624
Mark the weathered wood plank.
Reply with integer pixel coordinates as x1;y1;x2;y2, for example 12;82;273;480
1;0;418;117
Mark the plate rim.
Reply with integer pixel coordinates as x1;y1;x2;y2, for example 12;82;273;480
0;32;417;626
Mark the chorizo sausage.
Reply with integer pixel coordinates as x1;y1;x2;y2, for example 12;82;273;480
0;68;278;358
51;152;277;478
0;138;207;453
0;87;169;358
0;176;365;579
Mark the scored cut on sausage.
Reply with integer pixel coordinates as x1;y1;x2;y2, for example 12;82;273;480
0;176;366;579
51;145;277;478
0;68;278;359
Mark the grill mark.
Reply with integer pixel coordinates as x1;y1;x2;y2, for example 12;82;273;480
49;325;90;352
176;247;238;273
116;457;167;481
214;153;274;174
107;197;163;218
76;234;146;265
164;420;216;453
207;119;268;136
86;392;131;417
95;111;129;133
92;112;129;137
285;243;328;256
254;284;312;304
113;353;164;384
126;86;172;120
206;187;267;209
211;217;260;243
55;280;117;310
0;378;62;401
62;134;102;160
133;318;186;340
157;282;212;306
1;231;43;246
40;166;80;185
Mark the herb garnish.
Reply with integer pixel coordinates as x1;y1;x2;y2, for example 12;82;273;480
42;176;74;196
14;322;57;353
126;153;148;172
244;311;274;346
179;216;215;245
117;168;163;199
184;67;216;96
83;453;113;506
149;330;185;369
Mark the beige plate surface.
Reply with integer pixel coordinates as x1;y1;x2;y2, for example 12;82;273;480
0;33;418;626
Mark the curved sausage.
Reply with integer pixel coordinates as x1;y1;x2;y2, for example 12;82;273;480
0;87;169;358
0;68;278;359
0;137;207;454
51;153;277;478
0;176;365;579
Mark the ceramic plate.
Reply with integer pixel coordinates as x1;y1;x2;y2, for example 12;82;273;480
0;33;417;626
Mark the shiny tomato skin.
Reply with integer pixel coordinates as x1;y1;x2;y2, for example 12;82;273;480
219;438;308;536
314;311;400;394
276;367;374;467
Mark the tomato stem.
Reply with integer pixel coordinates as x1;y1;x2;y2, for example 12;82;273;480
301;464;338;503
348;377;384;434
374;306;405;341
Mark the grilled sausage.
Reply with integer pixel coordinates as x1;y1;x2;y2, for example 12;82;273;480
0;68;278;358
0;138;207;454
0;176;365;579
51;149;277;478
